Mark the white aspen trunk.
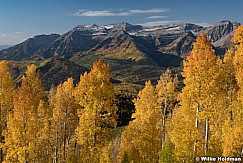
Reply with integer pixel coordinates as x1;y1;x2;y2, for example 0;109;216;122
193;105;199;155
205;117;209;155
161;97;167;149
63;121;66;162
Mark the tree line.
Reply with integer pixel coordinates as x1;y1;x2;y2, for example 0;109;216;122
0;27;242;163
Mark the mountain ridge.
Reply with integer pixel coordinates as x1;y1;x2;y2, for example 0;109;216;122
0;34;60;60
0;20;239;62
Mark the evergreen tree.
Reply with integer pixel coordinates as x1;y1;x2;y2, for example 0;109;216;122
114;93;135;127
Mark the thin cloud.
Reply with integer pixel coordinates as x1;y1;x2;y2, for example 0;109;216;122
0;32;25;45
73;8;168;17
0;32;23;37
146;16;168;19
15;32;23;34
193;22;212;27
139;20;181;27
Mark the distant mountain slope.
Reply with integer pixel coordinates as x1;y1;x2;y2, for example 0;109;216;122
6;58;88;90
33;26;101;59
91;30;149;61
38;58;88;90
0;34;60;60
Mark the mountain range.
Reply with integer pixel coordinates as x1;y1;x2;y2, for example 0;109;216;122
0;20;240;90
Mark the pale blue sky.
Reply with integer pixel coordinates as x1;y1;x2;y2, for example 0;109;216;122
0;0;242;45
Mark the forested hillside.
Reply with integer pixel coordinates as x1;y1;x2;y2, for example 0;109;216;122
0;26;242;163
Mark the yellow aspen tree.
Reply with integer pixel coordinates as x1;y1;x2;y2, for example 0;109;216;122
35;100;53;162
224;25;243;156
156;68;178;150
233;25;243;102
4;64;49;162
222;102;243;157
169;97;202;162
208;49;239;155
221;49;238;106
0;61;13;163
119;81;162;163
74;59;117;162
186;33;221;156
52;78;78;163
171;33;220;160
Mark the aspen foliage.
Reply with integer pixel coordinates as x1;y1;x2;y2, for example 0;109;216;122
0;61;13;163
169;97;202;162
74;59;117;162
119;81;162;163
222;102;243;156
35;100;53;162
52;78;78;163
220;49;238;104
182;33;220;116
0;61;13;133
233;25;243;101
156;68;178;149
222;25;243;156
208;49;239;155
1;25;243;161
170;33;221;161
3;64;50;163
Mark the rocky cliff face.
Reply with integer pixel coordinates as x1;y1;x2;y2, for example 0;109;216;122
204;20;240;55
204;20;239;43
